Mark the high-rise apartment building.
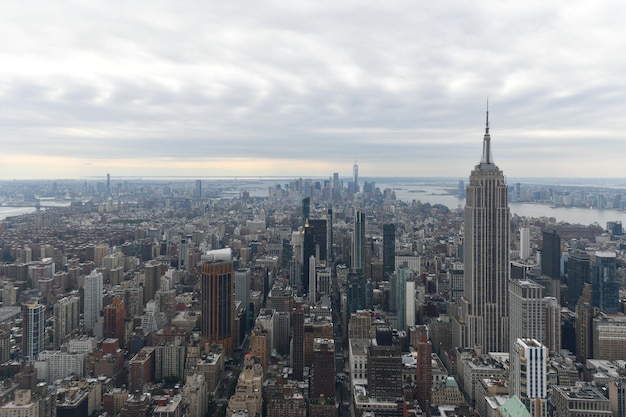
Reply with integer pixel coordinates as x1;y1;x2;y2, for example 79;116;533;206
520;227;530;260
201;260;234;357
104;297;126;343
462;111;510;353
54;295;80;348
511;338;548;417
84;270;103;332
22;301;45;361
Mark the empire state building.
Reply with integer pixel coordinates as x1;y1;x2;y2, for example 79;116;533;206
462;111;510;353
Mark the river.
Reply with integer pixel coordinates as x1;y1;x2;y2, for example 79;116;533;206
380;182;626;226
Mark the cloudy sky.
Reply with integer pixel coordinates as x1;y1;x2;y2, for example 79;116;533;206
1;0;625;179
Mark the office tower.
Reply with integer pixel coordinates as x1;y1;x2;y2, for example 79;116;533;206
544;297;561;354
458;180;466;199
302;223;315;296
415;326;432;411
353;209;366;272
383;223;396;278
326;207;333;264
593;251;618;313
104;297;126;343
540;230;559;268
391;265;412;329
84;270;103;332
347;271;366;314
274;311;291;355
106;173;111;196
309;219;327;262
311;338;335;400
234;268;250;318
520;227;530;260
509;279;545;353
368;342;402;401
292;301;304;380
511;338;548;417
301;197;310;227
94;244;107;268
542;229;561;300
353;160;359;189
201;260;235;357
607;220;623;236
194;179;201;198
22;301;45;361
463;110;510;353
575;283;596;362
54;295;80;348
567;250;591;309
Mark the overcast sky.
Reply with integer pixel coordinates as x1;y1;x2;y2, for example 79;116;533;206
1;1;625;180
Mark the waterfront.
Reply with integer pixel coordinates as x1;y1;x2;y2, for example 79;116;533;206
0;207;37;220
380;182;626;226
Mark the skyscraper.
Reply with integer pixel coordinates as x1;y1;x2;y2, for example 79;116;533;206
201;260;235;357
462;110;510;353
520;227;531;260
509;279;546;352
353;160;359;189
301;197;310;228
353;209;366;273
566;250;591;309
302;223;315;296
542;229;562;301
541;230;561;278
326;207;333;264
415;326;432;411
382;223;396;278
292;300;304;381
593;251;618;313
23;301;45;361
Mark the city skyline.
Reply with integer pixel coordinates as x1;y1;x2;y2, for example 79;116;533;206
2;1;626;179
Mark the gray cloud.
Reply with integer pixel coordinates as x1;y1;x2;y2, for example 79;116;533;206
1;0;625;178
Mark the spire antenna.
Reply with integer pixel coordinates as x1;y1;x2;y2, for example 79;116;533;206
479;100;494;167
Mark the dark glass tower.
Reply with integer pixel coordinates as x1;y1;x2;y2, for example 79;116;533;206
541;229;561;278
566;250;590;309
593;251;618;313
383;223;396;279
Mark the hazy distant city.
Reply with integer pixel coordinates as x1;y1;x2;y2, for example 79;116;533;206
0;140;625;417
